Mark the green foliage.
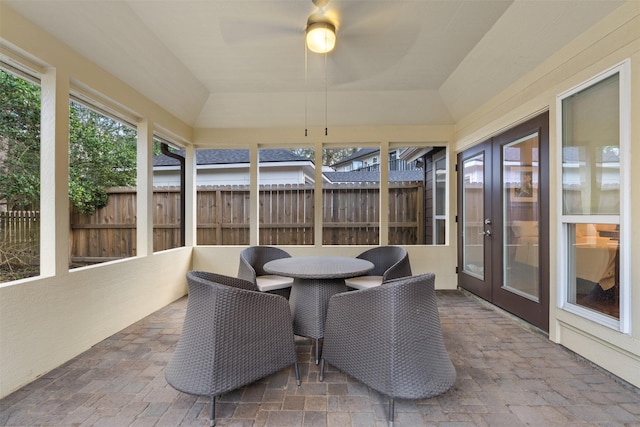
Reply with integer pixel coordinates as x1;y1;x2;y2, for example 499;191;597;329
0;69;138;215
290;148;355;166
68;102;137;214
0;71;41;210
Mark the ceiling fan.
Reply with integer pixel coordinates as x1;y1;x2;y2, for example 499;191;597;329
218;0;421;86
305;0;337;54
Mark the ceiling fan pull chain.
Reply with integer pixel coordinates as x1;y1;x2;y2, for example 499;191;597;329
324;50;328;136
305;38;308;137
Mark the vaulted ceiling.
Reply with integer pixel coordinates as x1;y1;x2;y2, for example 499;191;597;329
3;0;625;129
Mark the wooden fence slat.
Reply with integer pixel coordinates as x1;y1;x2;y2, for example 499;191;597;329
2;182;424;267
0;211;40;266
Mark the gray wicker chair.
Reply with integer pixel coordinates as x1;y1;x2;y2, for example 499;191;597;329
344;245;412;290
165;271;300;427
320;273;456;424
238;246;293;299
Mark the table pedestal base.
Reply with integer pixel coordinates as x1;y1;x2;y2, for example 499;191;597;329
289;278;348;364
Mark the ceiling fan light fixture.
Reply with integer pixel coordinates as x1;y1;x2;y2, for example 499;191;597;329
306;21;336;54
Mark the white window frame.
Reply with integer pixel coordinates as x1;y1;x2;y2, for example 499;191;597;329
556;60;631;333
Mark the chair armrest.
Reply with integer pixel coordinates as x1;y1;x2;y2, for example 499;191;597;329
191;270;257;291
237;255;258;284
382;253;412;282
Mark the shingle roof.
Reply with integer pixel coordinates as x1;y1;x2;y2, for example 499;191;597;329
330;148;379;167
324;170;424;183
153;148;310;167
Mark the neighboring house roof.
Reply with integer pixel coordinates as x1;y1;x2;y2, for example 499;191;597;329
324;170;424;183
153;148;310;167
330;148;379;168
398;147;433;162
154;148;423;183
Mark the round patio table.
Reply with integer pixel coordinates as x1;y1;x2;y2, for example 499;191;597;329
264;255;374;363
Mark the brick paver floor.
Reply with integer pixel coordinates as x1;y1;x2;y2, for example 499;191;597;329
1;290;639;426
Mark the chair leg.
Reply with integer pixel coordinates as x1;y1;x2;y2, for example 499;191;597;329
209;395;216;426
319;358;325;382
315;338;320;365
294;362;301;386
388;398;395;424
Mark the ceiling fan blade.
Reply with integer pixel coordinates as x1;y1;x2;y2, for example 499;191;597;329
218;1;311;46
326;1;422;85
219;18;301;45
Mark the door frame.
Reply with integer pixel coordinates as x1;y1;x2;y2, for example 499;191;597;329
456;141;492;301
458;112;550;332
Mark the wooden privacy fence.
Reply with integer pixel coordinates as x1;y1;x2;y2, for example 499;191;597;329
0;211;40;266
70;182;424;262
70;187;137;264
196;182;423;246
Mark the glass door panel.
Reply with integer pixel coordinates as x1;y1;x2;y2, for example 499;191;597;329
458;112;549;332
502;133;540;301
462;153;485;279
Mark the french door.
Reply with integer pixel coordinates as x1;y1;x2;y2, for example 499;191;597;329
458;112;549;332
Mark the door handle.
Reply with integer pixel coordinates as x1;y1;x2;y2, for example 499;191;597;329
482;218;491;236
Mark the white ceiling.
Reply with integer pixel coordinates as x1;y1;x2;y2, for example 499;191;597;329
3;0;625;129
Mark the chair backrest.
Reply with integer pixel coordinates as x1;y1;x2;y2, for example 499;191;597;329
165;270;296;398
355;246;411;281
238;246;292;282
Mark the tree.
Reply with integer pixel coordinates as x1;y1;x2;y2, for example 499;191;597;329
0;69;139;214
0;70;41;211
291;148;356;166
68;102;137;214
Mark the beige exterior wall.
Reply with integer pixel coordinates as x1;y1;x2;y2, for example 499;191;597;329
1;0;639;399
0;4;194;398
0;249;191;398
452;1;640;388
193;244;457;291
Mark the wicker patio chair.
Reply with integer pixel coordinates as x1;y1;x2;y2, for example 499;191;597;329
344;245;412;290
238;246;294;299
320;273;456;424
165;271;300;427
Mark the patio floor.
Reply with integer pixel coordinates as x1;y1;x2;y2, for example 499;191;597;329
1;290;639;427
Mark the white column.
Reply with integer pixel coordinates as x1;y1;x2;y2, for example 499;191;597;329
380;141;389;246
136;120;154;256
314;140;323;247
184;144;196;247
40;68;69;276
249;143;259;246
